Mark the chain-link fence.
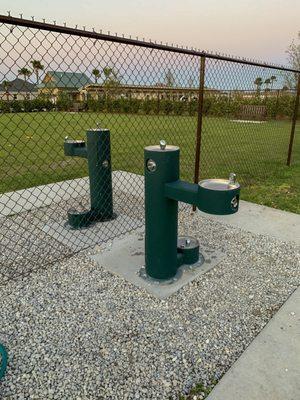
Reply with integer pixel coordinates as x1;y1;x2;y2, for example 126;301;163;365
0;14;299;284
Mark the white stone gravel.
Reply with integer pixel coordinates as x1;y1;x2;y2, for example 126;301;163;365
0;211;299;399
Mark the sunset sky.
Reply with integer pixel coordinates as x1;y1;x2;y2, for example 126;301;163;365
1;0;299;66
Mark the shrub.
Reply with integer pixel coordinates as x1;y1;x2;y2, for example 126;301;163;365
188;99;198;116
142;99;153;114
86;97;106;112
56;92;72;111
161;99;173;115
129;99;141;114
173;101;185;115
119;98;131;113
0;100;11;113
0;91;296;119
10;100;23;112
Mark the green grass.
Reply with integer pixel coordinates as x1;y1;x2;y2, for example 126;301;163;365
0;111;299;213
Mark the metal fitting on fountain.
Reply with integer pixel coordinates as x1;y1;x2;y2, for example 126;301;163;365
64;128;114;228
144;140;240;280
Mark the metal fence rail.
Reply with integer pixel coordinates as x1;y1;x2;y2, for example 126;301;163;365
0;14;299;284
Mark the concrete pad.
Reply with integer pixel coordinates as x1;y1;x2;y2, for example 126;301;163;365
90;233;224;299
43;214;140;252
112;171;144;197
207;287;300;400
0;171;143;217
198;200;300;245
0;177;89;217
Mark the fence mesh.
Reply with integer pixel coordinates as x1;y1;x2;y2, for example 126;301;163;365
0;15;299;284
201;59;298;184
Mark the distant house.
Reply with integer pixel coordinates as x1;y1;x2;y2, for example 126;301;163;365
225;89;294;99
38;71;92;103
79;83;221;102
0;78;37;101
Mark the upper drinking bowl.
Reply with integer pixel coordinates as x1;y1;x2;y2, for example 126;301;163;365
199;178;240;191
197;174;240;215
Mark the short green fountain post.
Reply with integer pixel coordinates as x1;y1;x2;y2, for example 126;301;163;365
64;128;114;228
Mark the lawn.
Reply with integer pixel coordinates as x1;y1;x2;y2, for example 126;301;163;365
0;111;299;213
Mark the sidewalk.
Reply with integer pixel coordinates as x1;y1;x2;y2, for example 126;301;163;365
204;200;300;400
198;199;300;245
207;287;300;400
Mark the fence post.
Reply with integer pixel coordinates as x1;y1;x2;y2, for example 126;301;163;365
275;89;280;117
193;56;206;211
287;74;300;166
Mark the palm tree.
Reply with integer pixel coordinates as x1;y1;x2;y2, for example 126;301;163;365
2;80;11;101
103;67;121;87
18;67;31;82
254;77;263;94
92;68;100;83
270;75;277;90
30;60;44;84
165;69;176;87
264;78;271;91
265;78;271;92
187;76;195;88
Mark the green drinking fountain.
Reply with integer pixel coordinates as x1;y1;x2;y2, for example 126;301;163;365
144;140;240;280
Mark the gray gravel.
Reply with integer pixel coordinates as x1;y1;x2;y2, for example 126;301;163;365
0;211;299;399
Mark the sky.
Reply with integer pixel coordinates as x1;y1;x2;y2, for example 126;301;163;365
0;0;299;66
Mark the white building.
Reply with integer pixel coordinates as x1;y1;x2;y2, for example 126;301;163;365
0;78;38;101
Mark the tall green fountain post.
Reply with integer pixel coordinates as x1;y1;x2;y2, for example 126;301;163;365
144;140;240;280
64;128;114;228
145;143;180;280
